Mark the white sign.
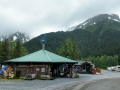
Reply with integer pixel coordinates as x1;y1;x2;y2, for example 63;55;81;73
41;67;45;72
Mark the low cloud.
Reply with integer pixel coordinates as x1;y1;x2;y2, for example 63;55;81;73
0;0;120;38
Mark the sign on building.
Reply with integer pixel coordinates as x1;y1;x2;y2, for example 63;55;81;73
41;67;45;72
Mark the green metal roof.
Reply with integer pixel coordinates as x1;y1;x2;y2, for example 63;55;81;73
5;50;77;63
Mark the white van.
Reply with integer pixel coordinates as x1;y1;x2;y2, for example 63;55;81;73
115;65;120;72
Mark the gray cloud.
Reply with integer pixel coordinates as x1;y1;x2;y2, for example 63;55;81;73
0;0;120;38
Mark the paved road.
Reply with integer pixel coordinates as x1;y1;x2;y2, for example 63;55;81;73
59;70;120;90
80;78;120;90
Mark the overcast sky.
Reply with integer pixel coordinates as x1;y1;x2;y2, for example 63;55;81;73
0;0;120;38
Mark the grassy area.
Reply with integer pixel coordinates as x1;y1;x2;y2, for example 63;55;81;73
0;78;24;82
99;67;107;70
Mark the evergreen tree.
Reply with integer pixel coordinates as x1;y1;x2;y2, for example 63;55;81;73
13;40;22;58
13;39;28;58
21;47;28;56
118;53;120;65
57;38;81;60
85;55;118;68
0;39;10;62
72;42;81;59
0;39;28;62
9;38;15;59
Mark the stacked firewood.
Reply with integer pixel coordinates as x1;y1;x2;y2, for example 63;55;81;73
3;66;14;78
40;75;52;80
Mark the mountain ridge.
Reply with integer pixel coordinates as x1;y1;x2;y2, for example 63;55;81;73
0;31;30;43
67;14;120;31
24;13;120;58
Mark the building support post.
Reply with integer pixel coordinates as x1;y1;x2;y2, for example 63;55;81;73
71;64;74;78
14;64;16;77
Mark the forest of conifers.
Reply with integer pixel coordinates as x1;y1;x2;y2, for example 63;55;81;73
24;20;120;68
0;39;28;63
1;19;120;68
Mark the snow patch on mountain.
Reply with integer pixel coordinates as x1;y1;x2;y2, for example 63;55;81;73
67;26;77;31
108;16;120;22
108;17;111;19
79;26;82;28
0;37;3;41
13;36;17;41
113;19;120;22
83;21;88;26
17;33;19;36
22;38;25;43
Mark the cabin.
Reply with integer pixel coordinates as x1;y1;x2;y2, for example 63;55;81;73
4;48;77;79
74;60;94;73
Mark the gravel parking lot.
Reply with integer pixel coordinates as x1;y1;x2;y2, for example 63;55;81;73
0;70;120;90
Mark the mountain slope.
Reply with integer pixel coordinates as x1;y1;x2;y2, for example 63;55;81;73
24;14;120;58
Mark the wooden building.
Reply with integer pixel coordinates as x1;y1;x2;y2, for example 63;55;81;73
4;49;77;79
74;60;94;73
